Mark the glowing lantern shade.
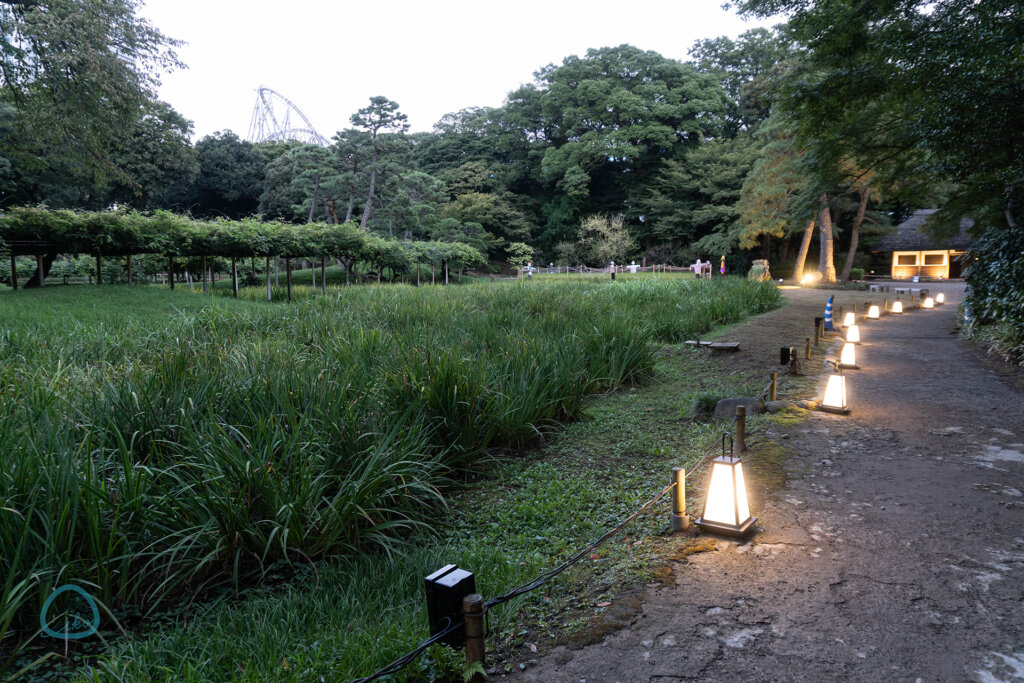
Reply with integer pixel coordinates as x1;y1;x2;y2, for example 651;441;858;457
820;369;850;414
843;312;855;327
846;324;861;344
923;297;934;309
936;292;945;305
892;301;904;314
840;342;859;369
867;305;880;319
696;456;756;537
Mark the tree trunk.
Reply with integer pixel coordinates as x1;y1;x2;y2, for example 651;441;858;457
818;194;837;283
286;258;292;302
345;194;355;223
840;188;870;282
275;258;279;286
308;172;321;224
321;257;326;294
169;256;175;290
360;154;377;229
444;260;449;285
9;254;17;290
127;255;133;285
95;255;101;285
231;257;238;297
202;256;207;293
266;257;272;301
311;260;316;290
793;218;816;281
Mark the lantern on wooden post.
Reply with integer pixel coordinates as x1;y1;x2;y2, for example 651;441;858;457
819;361;849;414
696;435;756;538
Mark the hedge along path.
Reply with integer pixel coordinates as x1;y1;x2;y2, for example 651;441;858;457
0;206;486;296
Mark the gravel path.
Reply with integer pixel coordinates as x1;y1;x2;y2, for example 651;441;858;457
509;283;1024;682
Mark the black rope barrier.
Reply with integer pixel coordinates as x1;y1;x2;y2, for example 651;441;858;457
351;618;465;683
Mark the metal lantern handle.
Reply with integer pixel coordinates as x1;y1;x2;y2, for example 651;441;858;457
721;432;733;459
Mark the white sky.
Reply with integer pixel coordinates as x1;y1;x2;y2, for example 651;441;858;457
138;0;781;142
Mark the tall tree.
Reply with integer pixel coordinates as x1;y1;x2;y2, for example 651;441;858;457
190;132;264;219
351;97;409;230
0;0;182;189
689;28;796;135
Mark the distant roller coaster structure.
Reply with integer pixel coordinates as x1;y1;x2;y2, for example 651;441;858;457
247;86;329;146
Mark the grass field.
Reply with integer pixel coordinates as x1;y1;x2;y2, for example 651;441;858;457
0;276;780;680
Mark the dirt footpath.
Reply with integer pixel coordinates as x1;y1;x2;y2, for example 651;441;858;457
510;283;1024;683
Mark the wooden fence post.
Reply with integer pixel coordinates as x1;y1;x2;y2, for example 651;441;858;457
463;594;486;682
770;372;778;402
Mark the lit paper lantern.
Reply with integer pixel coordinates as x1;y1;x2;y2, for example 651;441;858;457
840;342;859;369
843;312;855;326
936;292;945;305
891;301;904;314
696;456;756;537
923;297;934;309
846;324;861;343
820;369;849;414
867;305;880;319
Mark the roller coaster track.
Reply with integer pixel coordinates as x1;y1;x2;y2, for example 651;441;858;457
247;86;329;147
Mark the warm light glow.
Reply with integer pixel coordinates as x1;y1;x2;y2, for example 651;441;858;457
702;458;751;527
800;274;814;286
823;373;847;410
923;297;934;309
843;312;855;326
846;324;860;343
892;301;904;313
936;292;945;304
840;342;857;367
867;305;880;319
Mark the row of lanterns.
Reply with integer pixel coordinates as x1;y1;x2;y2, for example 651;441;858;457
694;290;946;538
821;291;945;414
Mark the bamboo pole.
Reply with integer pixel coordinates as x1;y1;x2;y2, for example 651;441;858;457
463;594;486;681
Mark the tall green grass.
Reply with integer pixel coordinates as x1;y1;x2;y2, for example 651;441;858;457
0;278;779;663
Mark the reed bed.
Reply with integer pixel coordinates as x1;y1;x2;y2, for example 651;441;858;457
0;278;779;656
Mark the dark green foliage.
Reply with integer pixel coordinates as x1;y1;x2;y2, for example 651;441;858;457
964;223;1024;364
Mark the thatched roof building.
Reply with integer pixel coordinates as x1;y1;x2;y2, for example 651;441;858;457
873;209;974;279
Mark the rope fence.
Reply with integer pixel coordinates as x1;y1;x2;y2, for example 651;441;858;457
351;372;781;682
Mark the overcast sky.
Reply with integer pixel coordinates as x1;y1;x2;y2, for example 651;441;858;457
138;0;782;142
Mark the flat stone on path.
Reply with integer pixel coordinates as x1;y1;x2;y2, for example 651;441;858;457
713;397;764;419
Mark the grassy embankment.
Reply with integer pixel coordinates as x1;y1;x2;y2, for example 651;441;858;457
0;277;780;681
